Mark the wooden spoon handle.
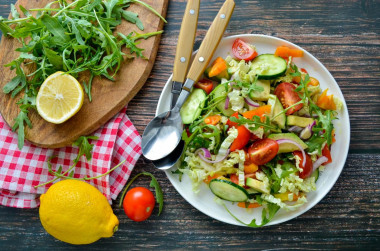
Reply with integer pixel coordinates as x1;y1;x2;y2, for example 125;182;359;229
172;0;200;83
186;0;235;82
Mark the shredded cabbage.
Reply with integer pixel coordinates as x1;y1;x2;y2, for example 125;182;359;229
181;127;240;192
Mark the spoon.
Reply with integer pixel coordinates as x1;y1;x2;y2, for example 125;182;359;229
149;0;200;169
142;0;235;163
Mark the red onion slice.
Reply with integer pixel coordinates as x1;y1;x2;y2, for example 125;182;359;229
225;96;230;109
196;148;230;164
195;148;211;158
312;156;328;172
244;97;260;107
276;139;306;167
288;126;303;133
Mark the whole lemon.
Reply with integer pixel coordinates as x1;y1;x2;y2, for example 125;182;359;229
39;180;119;245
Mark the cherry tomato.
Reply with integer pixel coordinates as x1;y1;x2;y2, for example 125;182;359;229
194;79;213;95
232;38;258;62
274;82;303;115
293;151;313;179
123;187;155;222
322;145;332;164
248;138;279;165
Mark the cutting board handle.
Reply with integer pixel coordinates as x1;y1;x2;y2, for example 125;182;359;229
172;0;200;83
186;0;235;82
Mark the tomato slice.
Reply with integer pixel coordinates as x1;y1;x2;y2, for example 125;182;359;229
293;151;313;179
123;187;155;222
274;82;303;115
230;125;251;152
230;174;239;185
194;79;213;95
322;145;332;164
232;38;258;62
248;138;279;165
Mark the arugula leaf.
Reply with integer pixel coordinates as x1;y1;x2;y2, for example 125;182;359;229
3;76;23;94
72;135;99;162
118;172;164;216
44;47;63;69
222;201;280;228
230;114;275;132
306;134;326;154
40;14;70;42
11;106;32;149
122;11;144;30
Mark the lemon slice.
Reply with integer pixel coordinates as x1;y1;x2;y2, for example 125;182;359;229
36;71;84;124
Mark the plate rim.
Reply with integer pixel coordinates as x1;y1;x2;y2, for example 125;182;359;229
156;34;350;227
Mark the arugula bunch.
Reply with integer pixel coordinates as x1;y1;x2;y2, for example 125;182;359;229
0;0;166;149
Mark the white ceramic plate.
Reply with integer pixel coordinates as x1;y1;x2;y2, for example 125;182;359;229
156;34;350;226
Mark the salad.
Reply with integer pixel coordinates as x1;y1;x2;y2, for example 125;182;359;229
175;38;342;227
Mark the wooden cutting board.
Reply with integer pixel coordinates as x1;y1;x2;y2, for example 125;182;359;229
0;0;168;148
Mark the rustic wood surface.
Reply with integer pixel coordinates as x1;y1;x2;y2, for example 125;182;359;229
0;0;379;249
0;0;168;148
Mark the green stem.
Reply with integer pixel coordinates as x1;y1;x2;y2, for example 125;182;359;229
53;0;81;17
132;30;163;41
132;0;167;23
3;16;32;24
29;8;60;12
270;99;304;121
83;160;125;180
34;160;78;188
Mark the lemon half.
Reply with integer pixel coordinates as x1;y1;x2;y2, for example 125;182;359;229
36;72;84;124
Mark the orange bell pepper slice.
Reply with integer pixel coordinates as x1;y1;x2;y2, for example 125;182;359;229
244;163;259;174
317;89;336;110
242;105;271;122
204;173;222;184
208;57;228;78
204;115;221;125
237;202;261;209
275;46;303;59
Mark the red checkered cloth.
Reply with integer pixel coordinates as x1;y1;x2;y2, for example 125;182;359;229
0;107;142;208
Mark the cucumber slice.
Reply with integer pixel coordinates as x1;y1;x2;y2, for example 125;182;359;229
268;94;286;129
248;79;270;101
212;84;235;116
250;54;287;80
267;133;308;153
180;88;207;124
209;179;249;202
246;178;270;194
311;168;319;182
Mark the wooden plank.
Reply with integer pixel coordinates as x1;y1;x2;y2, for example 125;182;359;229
0;0;168;148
